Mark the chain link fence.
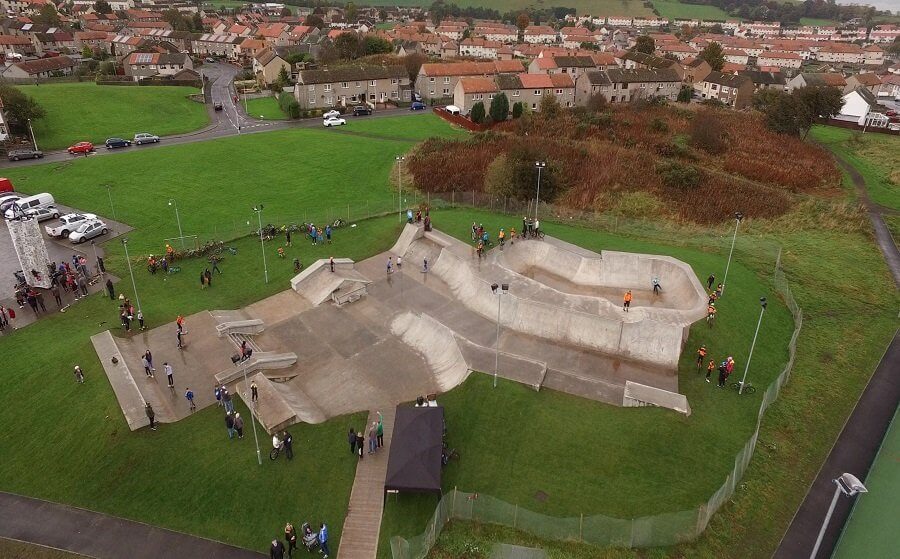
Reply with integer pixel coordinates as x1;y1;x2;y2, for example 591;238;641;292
389;202;804;558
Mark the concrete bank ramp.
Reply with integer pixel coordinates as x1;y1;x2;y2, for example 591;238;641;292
213;352;299;385
390;222;425;256
391;311;470;391
290;258;371;306
91;330;147;431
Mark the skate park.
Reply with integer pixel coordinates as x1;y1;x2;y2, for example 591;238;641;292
92;223;709;433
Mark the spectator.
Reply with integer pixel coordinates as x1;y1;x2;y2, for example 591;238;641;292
73;365;84;384
233;413;244;439
145;403;156;430
318;523;330;558
270;538;286;559
225;412;235;439
185;388;196;411
282;430;293;460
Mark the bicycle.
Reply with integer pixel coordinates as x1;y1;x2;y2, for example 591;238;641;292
167;266;181;275
270;445;283;460
730;381;756;394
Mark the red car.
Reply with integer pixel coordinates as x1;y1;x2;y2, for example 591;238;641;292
67;141;95;155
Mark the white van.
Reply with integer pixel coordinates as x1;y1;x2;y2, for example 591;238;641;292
5;192;54;218
445;105;461;116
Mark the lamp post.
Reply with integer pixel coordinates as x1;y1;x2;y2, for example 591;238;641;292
491;283;509;389
252;205;268;284
396;155;405;223
534;161;546;221
721;211;743;296
809;473;868;559
738;297;766;395
168;199;185;249
91;240;103;278
121;238;142;315
27;118;38;151
241;358;263;465
105;184;116;221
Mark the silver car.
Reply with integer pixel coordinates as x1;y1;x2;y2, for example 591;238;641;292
23;206;60;222
133;133;160;145
68;219;108;244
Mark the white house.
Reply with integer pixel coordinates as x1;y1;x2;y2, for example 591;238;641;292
757;51;802;69
838;88;884;126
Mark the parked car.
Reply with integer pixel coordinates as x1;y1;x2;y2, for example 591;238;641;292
68;219;108;244
214;102;223;111
45;213;97;238
886;110;897;117
5;192;55;218
410;101;426;111
0;195;22;215
445;105;461;115
7;148;43;161
67;141;94;155
205;57;216;63
22;206;60;222
323;117;347;127
0;178;14;193
133;133;160;145
105;137;131;149
352;106;373;116
323;109;341;119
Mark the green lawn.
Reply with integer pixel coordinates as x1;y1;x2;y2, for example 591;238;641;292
342;113;469;142
20;83;209;151
0;539;85;559
799;17;838;26
371;0;654;17
652;0;730;21
810;125;900;211
245;96;286;120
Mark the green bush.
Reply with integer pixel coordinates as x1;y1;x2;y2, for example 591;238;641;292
656;160;701;190
512;102;523;119
650;117;669;133
471;101;486;124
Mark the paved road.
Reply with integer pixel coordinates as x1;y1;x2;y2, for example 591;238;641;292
0;492;263;559
0;62;429;170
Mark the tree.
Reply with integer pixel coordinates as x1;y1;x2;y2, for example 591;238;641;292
98;61;116;76
345;2;358;23
751;88;783;112
192;12;204;32
93;0;112;14
304;14;325;29
362;36;393;56
515;12;530;31
586;93;607;112
379;9;387;22
709;23;724;34
275;65;292;88
539;94;561;117
471;101;486;124
34;5;61;25
677;85;692;103
512;101;524;119
633;35;655;55
889;37;900;56
281;7;292;17
0;85;46;129
334;32;360;60
430;0;447;27
764;92;810;137
402;53;427;82
698;41;725;71
794;85;842;138
489;92;509;122
82;45;94;58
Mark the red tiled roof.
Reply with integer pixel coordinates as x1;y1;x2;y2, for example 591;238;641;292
0;34;32;45
760;51;800;59
549;73;575;88
14;55;75;74
459;77;498;93
518;73;554;88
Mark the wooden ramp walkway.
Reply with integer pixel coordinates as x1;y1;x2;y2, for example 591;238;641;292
338;407;395;559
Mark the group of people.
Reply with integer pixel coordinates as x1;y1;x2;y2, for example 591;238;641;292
118;296;144;332
347;411;384;459
301;223;333;246
705;275;724;328
697;345;738;388
470;218;542;258
273;521;329;558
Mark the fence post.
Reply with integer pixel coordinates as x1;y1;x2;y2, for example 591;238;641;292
347;204;350;222
452;486;457;517
514;504;518;529
580;513;583;542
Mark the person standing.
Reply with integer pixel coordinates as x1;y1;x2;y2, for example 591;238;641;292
325;225;332;243
376;411;384;448
137;310;145;331
318;523;330;558
396;256;402;270
145;350;155;373
222;387;234;413
706;274;715;290
725;356;735;381
623;290;632;312
652;277;661;296
233;413;244;439
210;255;222;275
77;275;88;297
176;328;184;349
35;290;46;312
356;429;365;460
225;412;235;439
51;284;62;308
329;256;335;273
106;278;115;300
214;384;222;406
717;361;728;388
250;380;258;403
270;538;286;559
386;256;393;274
141;354;153;378
368;422;377;454
145;403;156;430
73;365;84;384
348;428;356;454
284;523;297;557
282;430;293;460
176;315;185;332
200;270;207;289
185;388;196;411
165;362;174;389
422;257;428;273
706;359;716;383
696;345;707;372
285;229;292;247
204;268;212;287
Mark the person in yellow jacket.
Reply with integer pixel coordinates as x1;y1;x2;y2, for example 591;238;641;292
623;290;632;312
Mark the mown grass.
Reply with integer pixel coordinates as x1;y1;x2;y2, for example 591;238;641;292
340;113;469;142
20;83;209;151
372;0;653;17
0;539;85;559
245;96;287;120
652;0;730;20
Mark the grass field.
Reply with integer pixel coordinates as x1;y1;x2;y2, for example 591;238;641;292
0;539;84;559
244;96;286;120
372;0;654;17
340;113;469;142
652;0;730;20
810;126;900;211
19;83;209;151
799;17;838;26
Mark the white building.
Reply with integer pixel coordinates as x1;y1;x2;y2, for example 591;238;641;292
757;51;802;69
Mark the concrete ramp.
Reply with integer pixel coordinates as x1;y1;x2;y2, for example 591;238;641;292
290;258;371;306
389;222;424;256
623;381;692;415
238;373;298;434
213;352;299;385
391;311;470;391
91;331;147;431
215;318;264;337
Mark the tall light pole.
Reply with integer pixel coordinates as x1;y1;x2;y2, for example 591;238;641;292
809;473;868;559
491;283;509;389
121;238;142;314
105;184;116;221
91;240;103;278
27;118;38;151
252;205;268;284
168;199;185;249
396;155;405;223
534;161;546;221
241;359;262;465
721;211;743;296
738;297;766;395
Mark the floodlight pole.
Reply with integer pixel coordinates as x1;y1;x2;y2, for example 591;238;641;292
105;184;116;221
721;212;743;296
27;118;38;151
534;161;546;221
253;205;268;284
242;358;262;465
168;198;185;249
809;475;867;559
396;155;405;223
738;298;766;395
121;238;142;314
491;283;508;388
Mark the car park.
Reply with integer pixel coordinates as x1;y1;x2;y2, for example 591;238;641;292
410;101;426;111
68;219;108;244
22;206;59;222
7;148;43;161
67;141;94;155
45;213;97;238
134;133;160;145
323;117;347;127
352;106;372;116
105;137;131;149
323;109;341;119
214;102;223;111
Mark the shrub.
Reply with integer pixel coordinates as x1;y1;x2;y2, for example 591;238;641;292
512;102;523;119
586;93;607;112
689;110;726;155
657;161;701;190
489;93;509;123
613;191;664;218
650;117;669;133
539;95;562;118
471;102;486;124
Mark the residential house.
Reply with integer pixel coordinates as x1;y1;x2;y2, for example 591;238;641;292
574;70;612;106
509;73;576;110
416;60;524;102
869;24;899;44
756;51;801;70
621;51;685;80
138;29;193;53
837;87;886;126
785;72;846;92
683;58;712;85
878;74;900;99
527;55;597;80
459;37;502;59
843;73;884;97
253;47;291;86
294;64;410;109
737;70;786;91
723;48;750;66
124;52;193;81
236;38;268;62
110;35;147;59
192;33;245;60
605;16;632;27
74;31;109;51
862;45;883;67
34;32;76;54
2;54;76;78
452;76;498;115
815;43;864;65
434;24;466;41
523;26;557;44
473;25;517;43
599;68;681;103
697;71;754;109
657;43;697;61
439;40;458;59
0;34;36;57
559;26;598;49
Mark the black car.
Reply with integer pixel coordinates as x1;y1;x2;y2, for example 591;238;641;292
352;106;373;116
214;102;223;111
105;137;131;149
7;148;43;161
